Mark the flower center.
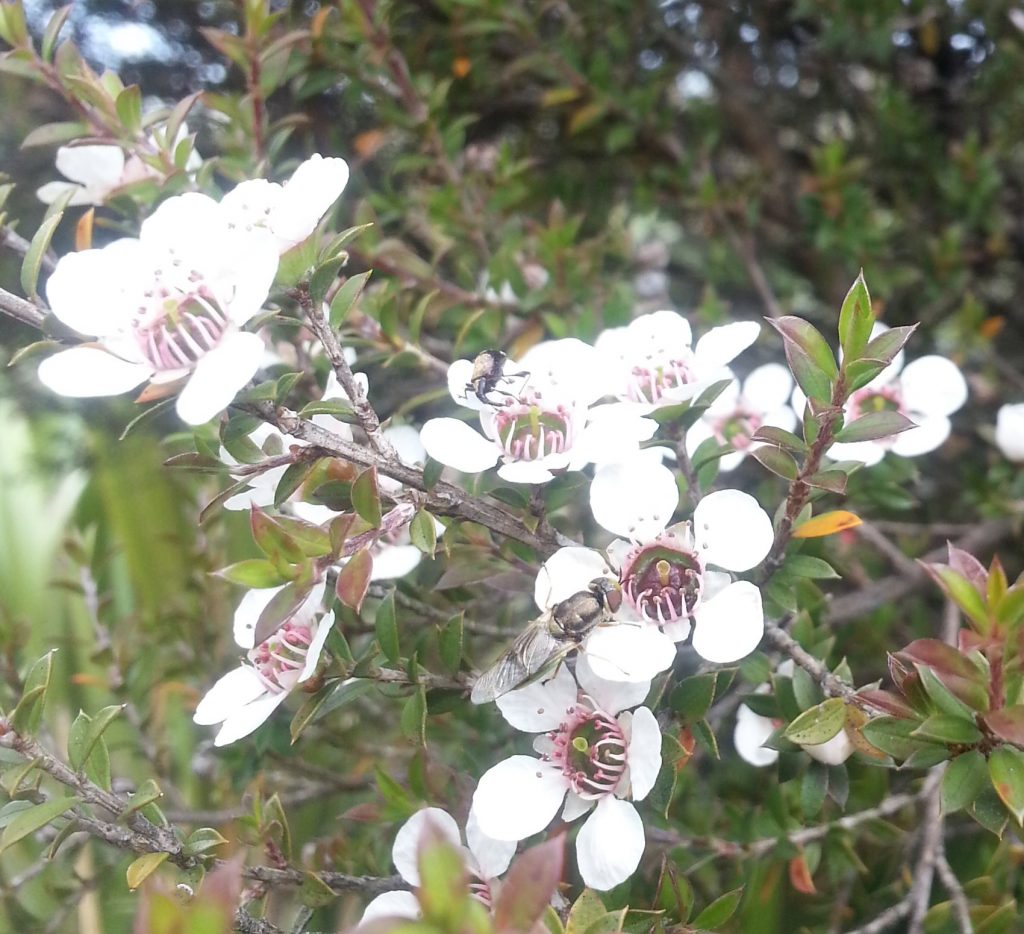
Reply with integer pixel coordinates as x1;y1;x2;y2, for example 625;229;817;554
622;543;704;624
493;393;573;461
627;355;695;404
247;620;314;692
544;699;627;800
711;407;762;451
132;281;231;373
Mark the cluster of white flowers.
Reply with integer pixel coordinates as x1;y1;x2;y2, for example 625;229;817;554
37;154;349;425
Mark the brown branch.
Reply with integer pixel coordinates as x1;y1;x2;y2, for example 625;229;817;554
244;400;573;556
760;618;856;700
0;284;47;329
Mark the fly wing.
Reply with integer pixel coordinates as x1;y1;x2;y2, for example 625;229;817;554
470;620;561;704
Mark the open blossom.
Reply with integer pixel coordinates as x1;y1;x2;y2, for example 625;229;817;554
36;123;201;206
420;338;656;483
220;154;349;254
359;808;516;925
685;363;796;471
193;584;332;746
793;324;968;466
996;404;1024;462
572;456;773;666
471;660;661;891
594;310;761;412
37;192;279;425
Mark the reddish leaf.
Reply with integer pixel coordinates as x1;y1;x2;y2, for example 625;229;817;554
982;707;1024;746
856;689;917;720
336;549;373;612
493;835;565;933
947;544;988;591
788;853;817;895
253;578;315;646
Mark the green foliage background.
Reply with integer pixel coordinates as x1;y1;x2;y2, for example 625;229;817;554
0;1;1022;932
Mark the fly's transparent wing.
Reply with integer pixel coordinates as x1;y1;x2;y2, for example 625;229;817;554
470;620;561;704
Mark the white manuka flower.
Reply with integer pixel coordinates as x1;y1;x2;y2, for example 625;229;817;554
685;363;796;471
585;456;773;665
792;324;968;466
471;660;661;891
359;807;516;925
996;404;1024;462
595;310;761;413
420;338;656;484
37;192;279;425
193;584;332;746
37;123;201;206
734;662;854;767
220;154;350;254
735;704;854;767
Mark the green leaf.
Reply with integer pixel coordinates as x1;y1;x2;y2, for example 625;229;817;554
120;779;163;820
801;762;829;818
215;558;289;589
375;589;399;663
183;827;229;856
409;509;438;555
12;650;58;736
400;685;427;745
438;614;463;674
298;871;337;908
21;120;88;148
250;507;307;564
298;398;359;423
838;272;874;362
750;444;799;480
0;797;78;854
20;210;63;299
566;890;608;934
749;426;808;454
691;887;743;930
115;85;142;133
352;466;382;528
670;673;717;724
783;555;840;580
328;270;372;328
911;714;982;745
834;411;916;444
785;341;833;405
942;750;989;813
768;317;839;378
784;697;846;745
291;679;374;742
988;746;1024;826
126;851;169;891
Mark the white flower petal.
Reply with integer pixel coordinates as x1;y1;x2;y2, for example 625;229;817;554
590;459;679;540
496;666;578;733
626;706;662;801
996;404;1024;462
420;418;498;473
900;355;967;418
472;757;566;841
193;666;267;725
392;808;463;886
575;654;651;712
583;624;676;683
691;581;764;664
572;406;658;468
213;690;289;746
370;544;422;581
693;321;760;372
273;155;350;249
534;547;611;611
575;797;645;891
561;793;594;823
890;416;951;457
466;809;517;879
743;363;793;412
37;180;94;206
827;439;885;466
496;460;556;484
734;705;779;767
299;612;335;681
38;347;151;398
175;331;265;425
359;891;422;926
520;338;604;403
627;310;693;355
693;490;773;571
56;144;126;188
803;729;855;765
233;586;284;649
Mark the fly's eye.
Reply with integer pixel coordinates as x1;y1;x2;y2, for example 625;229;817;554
605;589;622;613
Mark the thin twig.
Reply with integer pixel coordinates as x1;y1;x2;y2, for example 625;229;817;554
760;618;856;699
935;845;973;934
0;284;47;329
